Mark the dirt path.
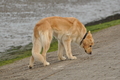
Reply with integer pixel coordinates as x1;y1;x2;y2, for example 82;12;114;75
0;25;120;80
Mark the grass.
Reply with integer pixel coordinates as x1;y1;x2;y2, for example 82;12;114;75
0;19;120;66
0;41;58;66
86;19;120;32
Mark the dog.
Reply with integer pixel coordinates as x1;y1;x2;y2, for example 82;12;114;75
28;16;94;69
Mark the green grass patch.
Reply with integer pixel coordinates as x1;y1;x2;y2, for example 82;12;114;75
0;50;31;66
0;19;120;66
86;19;120;32
0;41;58;66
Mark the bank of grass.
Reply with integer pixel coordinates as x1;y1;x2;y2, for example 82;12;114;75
0;41;58;66
0;19;120;66
86;19;120;32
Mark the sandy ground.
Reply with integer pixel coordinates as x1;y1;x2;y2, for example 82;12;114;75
0;0;120;53
0;25;120;80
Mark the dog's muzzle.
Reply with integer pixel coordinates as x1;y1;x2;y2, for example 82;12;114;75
89;52;92;55
85;50;92;55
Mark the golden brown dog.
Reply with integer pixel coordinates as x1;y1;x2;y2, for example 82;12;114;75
28;16;94;69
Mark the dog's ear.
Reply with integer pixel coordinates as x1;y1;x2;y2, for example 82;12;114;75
88;31;91;33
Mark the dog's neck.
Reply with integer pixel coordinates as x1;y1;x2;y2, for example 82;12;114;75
75;27;87;44
80;31;88;45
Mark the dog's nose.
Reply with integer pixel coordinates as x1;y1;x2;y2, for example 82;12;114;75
89;52;92;55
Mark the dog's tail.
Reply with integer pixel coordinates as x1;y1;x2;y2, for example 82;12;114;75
29;23;53;68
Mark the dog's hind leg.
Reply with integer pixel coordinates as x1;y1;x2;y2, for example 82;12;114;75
58;41;66;61
41;41;51;62
28;38;50;68
41;31;53;64
41;43;51;65
28;56;34;69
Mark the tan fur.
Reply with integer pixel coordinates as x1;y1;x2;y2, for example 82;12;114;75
28;16;94;68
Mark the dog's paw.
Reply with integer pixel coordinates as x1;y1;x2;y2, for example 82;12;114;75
58;56;66;61
44;62;50;66
70;56;77;60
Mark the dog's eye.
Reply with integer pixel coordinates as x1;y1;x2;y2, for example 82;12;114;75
90;45;92;47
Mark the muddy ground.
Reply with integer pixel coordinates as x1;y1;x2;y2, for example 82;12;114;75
0;25;120;80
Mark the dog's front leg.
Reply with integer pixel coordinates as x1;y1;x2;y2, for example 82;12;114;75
62;36;77;60
58;41;66;61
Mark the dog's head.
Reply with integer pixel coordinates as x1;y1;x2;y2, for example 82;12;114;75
81;31;94;55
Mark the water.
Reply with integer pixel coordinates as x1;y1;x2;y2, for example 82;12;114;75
0;0;120;55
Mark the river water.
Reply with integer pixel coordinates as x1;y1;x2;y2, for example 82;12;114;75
0;0;120;55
